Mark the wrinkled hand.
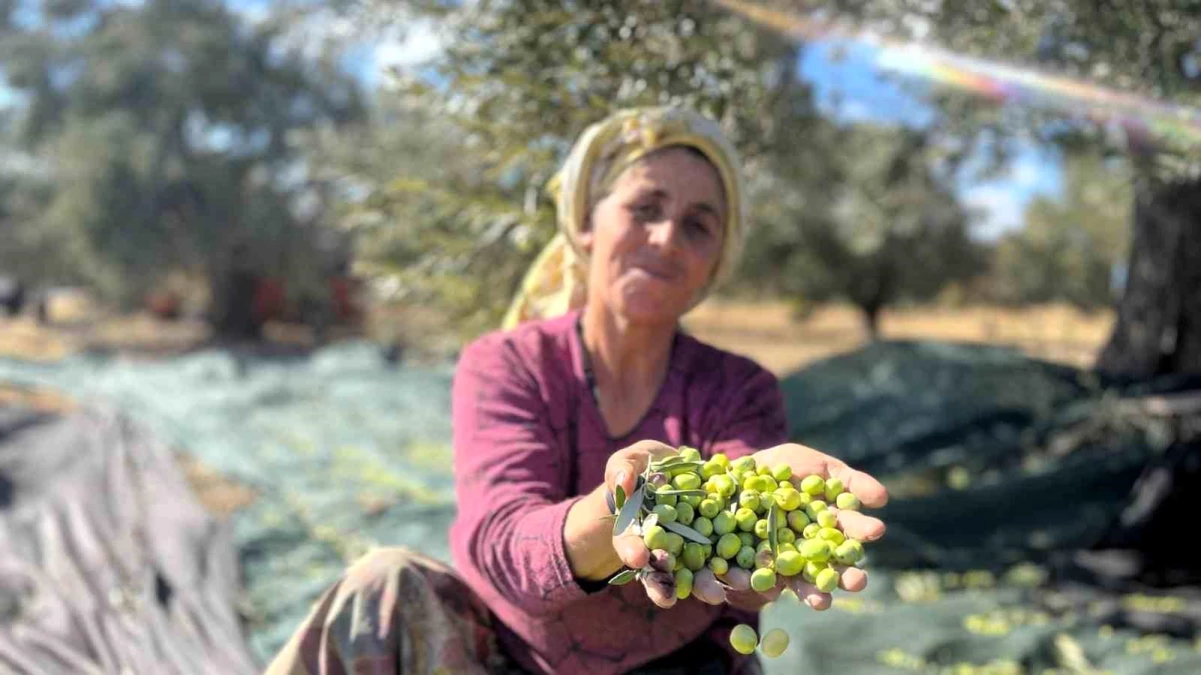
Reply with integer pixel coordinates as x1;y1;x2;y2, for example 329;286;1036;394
714;442;888;612
605;441;888;612
604;440;682;608
720;441;883;610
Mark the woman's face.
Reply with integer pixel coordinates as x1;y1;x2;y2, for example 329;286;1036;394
580;146;726;326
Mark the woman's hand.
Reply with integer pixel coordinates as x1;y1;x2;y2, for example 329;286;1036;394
601;440;887;612
604;440;682;608
711;442;888;612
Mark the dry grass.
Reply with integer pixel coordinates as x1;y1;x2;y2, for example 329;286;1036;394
682;299;1114;376
3;299;1115;377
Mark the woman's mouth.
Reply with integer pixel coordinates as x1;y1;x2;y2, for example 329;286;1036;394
628;260;681;282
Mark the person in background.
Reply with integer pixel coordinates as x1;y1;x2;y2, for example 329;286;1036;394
263;106;887;675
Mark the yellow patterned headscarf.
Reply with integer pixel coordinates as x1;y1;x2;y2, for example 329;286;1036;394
501;106;747;329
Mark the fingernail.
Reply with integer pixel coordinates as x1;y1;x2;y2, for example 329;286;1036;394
616;471;627;486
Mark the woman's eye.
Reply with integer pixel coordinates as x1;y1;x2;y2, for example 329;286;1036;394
632;204;659;220
687;219;712;236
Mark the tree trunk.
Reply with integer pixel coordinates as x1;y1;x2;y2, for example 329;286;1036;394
861;303;882;340
208;245;264;341
1097;173;1201;377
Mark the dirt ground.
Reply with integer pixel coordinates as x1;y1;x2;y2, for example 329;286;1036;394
1;299;1113;375
683;300;1112;375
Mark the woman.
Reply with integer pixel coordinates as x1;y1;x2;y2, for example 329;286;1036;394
263;107;887;675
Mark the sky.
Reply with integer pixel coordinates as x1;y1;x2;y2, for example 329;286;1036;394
1;0;1062;240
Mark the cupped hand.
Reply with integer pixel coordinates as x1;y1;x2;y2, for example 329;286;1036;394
604;440;682;607
706;442;888;612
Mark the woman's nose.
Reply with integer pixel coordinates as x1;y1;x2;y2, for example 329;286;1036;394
646;217;684;251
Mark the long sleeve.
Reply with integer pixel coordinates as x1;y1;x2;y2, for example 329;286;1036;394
449;334;587;618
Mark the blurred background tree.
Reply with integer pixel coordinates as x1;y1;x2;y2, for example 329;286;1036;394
738;122;981;337
990;151;1132;311
0;0;364;337
831;0;1201;375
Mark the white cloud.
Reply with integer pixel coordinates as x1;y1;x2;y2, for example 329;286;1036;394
373;19;443;78
1008;153;1053;191
964;184;1024;239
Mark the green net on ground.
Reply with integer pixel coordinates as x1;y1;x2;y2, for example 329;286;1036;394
2;337;1198;673
0;343;460;662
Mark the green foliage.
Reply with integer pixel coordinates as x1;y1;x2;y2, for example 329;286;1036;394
0;0;363;311
991;152;1133;309
738;123;981;333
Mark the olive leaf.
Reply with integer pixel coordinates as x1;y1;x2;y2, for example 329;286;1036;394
664;521;712;545
608;568;638;586
768;503;780;556
657;460;705;472
651;455;689;469
614;484;626;511
652;489;707;497
613;485;644;536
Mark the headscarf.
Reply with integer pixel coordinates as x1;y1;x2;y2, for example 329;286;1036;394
501;106;747;329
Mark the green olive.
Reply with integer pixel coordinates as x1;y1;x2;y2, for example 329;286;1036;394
736;545;756;569
823;477;845;502
675;501;696;526
815;567;840;593
774;488;803;512
698;498;722;519
754;518;771;540
713;511;737;536
672;473;702;491
817;510;838;529
751;567;777;592
730;624;758;655
665;532;685;557
735;508;758;532
732;456;757;473
819;527;845;545
800;475;826;496
786;510;811;532
653;504;678;524
835;540;864;565
739;490;761;512
675;567;695;599
775;550;804;577
643;525;668;551
799;538;832;562
716;533;743;559
835;492;861;511
760;628;790;658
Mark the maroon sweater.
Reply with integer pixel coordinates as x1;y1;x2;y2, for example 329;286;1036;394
449;309;789;674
